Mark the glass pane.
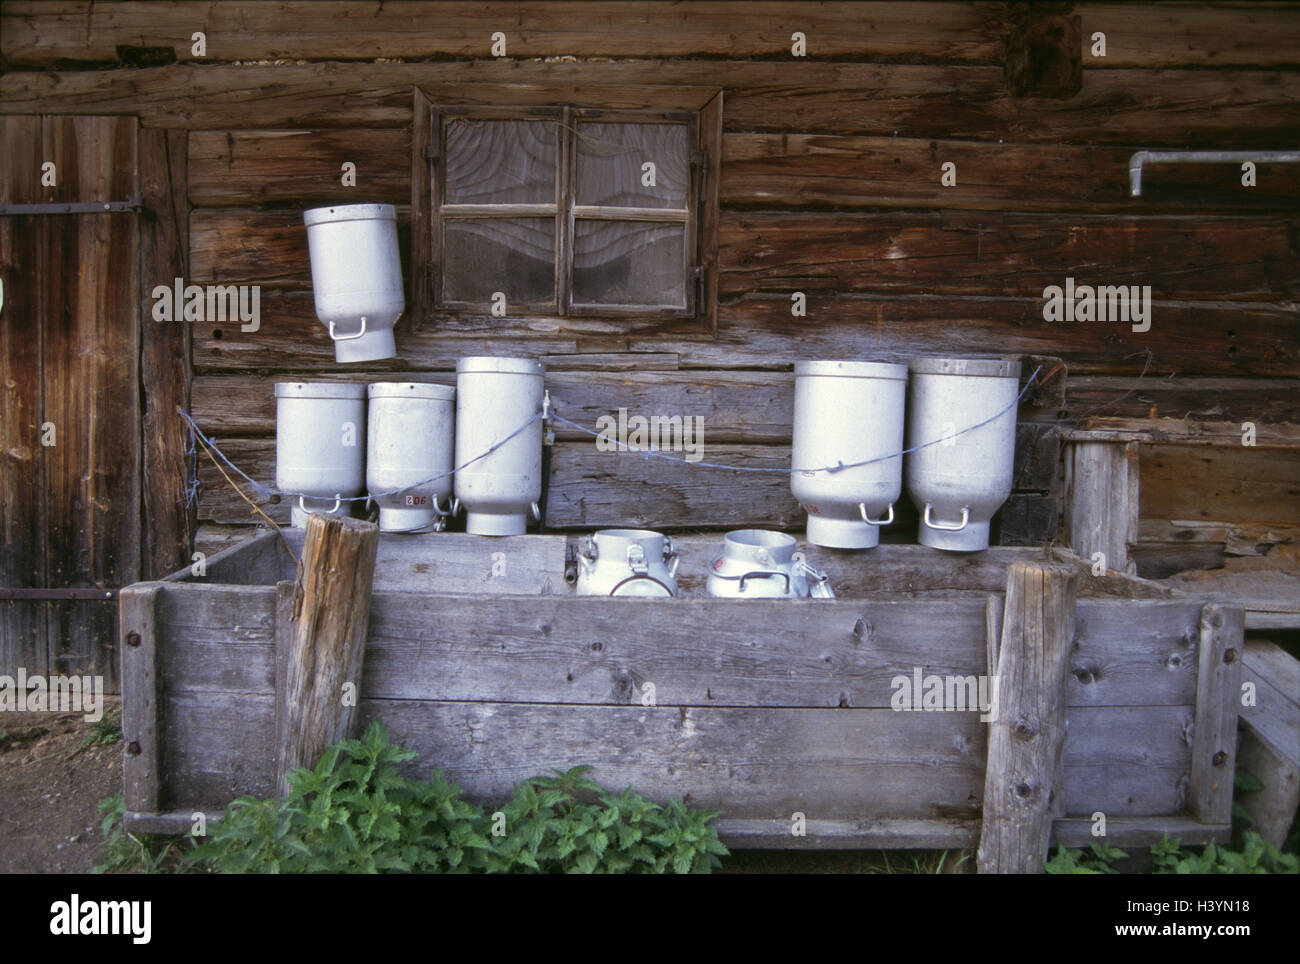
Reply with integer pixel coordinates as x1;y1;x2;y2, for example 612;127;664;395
575;123;690;209
444;119;556;205
442;218;555;307
572;220;685;308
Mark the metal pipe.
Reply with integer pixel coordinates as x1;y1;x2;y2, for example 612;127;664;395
1129;150;1300;196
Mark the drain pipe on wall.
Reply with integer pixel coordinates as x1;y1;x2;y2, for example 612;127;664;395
1129;150;1300;196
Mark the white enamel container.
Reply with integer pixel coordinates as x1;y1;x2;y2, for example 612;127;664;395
303;203;403;363
905;356;1021;552
706;530;833;599
274;382;367;528
576;529;679;597
366;382;456;533
791;360;908;549
453;356;545;536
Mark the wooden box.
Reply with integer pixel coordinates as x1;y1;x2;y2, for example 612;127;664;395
120;529;1242;850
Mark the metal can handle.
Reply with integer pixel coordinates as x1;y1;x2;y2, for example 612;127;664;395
299;494;343;515
923;504;970;532
328;317;368;341
859;502;895;526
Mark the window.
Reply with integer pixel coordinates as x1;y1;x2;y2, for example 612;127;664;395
412;91;721;332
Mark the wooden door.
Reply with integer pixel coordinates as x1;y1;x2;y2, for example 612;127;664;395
0;115;141;691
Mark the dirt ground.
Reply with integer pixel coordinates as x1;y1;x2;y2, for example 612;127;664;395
0;698;122;873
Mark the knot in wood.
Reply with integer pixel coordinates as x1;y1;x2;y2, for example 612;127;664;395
1212;750;1228;767
1012;716;1038;742
125;632;141;647
1222;647;1237;664
1013;781;1034;800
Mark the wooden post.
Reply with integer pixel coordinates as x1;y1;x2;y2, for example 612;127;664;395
1188;603;1245;825
1065;440;1139;576
977;562;1079;874
274;513;380;796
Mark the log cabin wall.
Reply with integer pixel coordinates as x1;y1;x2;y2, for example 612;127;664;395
3;1;1298;573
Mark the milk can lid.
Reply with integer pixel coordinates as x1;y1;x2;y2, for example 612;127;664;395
794;360;909;380
908;356;1022;378
367;382;455;401
456;356;546;376
303;203;397;227
275;381;367;399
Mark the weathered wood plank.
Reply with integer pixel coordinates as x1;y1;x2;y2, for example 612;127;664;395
978;563;1079;874
1188;603;1245;824
190;208;1300;301
140;126;195;580
0;2;1007;66
185;127;1300;215
1078;3;1300;68
120;583;162;813
719;213;1299;301
6;62;1300;146
10;3;1300;70
122;809;1229;849
188;129;409;206
189;289;1298;377
0;117;47;677
1240;640;1300;765
1062;376;1300;425
1141;444;1300;527
39;115;140;689
152;694;1194;819
154;571;1202;709
722;132;1300;213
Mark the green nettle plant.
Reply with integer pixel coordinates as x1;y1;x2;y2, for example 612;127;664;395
181;721;729;874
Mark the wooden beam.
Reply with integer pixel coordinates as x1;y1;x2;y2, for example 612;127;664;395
1066;440;1139;576
139;126;194;579
978;562;1079;874
120;583;162;815
273;513;379;795
1187;603;1245;825
4;62;1300;147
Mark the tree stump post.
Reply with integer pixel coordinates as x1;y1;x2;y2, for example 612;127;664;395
977;561;1079;874
274;513;380;796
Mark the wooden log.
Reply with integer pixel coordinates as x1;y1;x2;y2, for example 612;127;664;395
723;133;1300;214
188;287;1299;378
6;60;1300;146
273;513;379;795
977;562;1079;875
139;126;195;579
0;2;1007;66
1065;440;1140;576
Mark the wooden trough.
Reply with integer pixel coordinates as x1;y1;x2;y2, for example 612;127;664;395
120;527;1243;859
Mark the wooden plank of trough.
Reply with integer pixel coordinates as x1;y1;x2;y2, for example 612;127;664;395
151;688;1192;821
120;583;162;814
1188;603;1245;825
978;562;1079;874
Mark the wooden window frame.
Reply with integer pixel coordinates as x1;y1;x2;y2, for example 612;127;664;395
411;86;722;337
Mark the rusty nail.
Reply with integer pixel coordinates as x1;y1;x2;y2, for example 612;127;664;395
1212;750;1228;766
126;631;141;647
1223;647;1237;664
126;741;141;756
